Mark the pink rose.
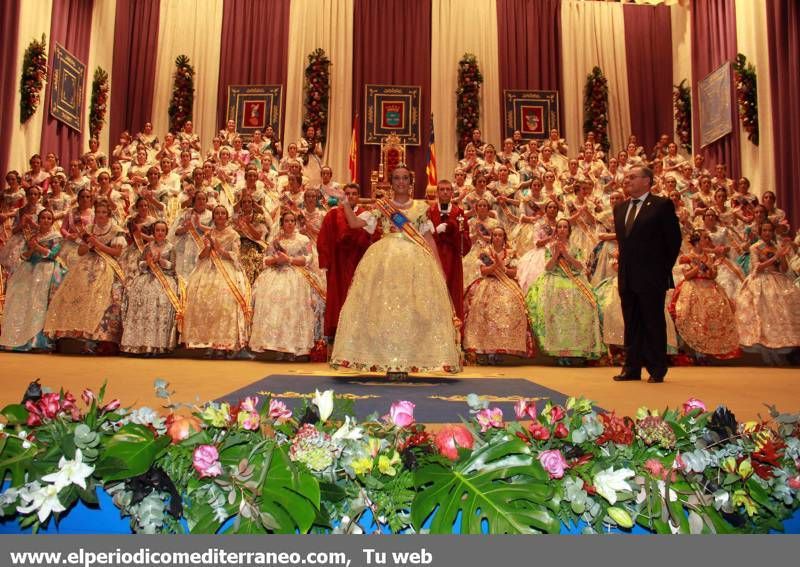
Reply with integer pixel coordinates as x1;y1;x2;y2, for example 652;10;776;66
514;400;537;421
388;401;415;428
476;408;504;432
192;444;222;478
549;405;566;422
682;398;707;415
528;421;551;441
268;400;292;424
538;450;568;479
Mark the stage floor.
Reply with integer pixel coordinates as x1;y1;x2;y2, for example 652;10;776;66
1;352;799;421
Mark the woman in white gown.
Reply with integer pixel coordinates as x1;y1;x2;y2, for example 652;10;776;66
330;167;461;377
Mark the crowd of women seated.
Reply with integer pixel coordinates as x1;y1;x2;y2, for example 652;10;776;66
0;121;798;365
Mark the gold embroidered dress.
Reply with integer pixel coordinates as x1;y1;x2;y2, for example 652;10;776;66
330;200;461;373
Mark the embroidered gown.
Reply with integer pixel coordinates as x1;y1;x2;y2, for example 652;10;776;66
249;233;324;355
170;208;213;281
44;221;127;343
516;218;557;294
0;231;66;350
120;242;179;354
330;200;462;373
462;215;500;290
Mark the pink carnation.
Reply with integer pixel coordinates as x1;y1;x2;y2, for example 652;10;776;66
192;445;222;478
538;450;568;479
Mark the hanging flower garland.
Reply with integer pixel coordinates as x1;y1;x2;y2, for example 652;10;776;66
19;34;48;124
672;80;692;154
456;53;483;156
168;55;195;133
733;53;758;146
89;67;109;141
303;48;331;144
583;66;610;153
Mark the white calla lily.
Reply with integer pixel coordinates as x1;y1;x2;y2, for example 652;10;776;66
312;389;335;423
593;467;635;505
332;416;364;441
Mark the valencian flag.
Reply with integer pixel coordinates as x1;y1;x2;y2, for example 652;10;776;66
426;114;438;186
348;113;359;183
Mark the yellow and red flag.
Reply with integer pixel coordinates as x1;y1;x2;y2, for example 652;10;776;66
426;113;438;186
348;113;359;183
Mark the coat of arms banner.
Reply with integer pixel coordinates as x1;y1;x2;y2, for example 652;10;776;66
364;85;421;146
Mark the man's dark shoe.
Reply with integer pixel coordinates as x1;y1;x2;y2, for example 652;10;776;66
613;372;641;382
647;376;665;383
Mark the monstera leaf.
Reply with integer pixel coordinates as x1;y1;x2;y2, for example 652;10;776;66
257;445;320;534
412;436;559;534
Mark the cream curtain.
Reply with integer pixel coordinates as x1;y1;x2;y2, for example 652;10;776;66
561;0;632;157
431;0;501;180
151;0;224;154
83;0;116;156
284;0;354;183
8;0;53;172
670;3;691;150
734;0;774;197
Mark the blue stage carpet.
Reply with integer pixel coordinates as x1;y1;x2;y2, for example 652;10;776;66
217;374;604;423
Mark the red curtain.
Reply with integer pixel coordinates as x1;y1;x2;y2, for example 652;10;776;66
0;0;21;175
623;4;673;155
496;0;563;133
352;0;432;197
690;0;741;178
216;0;291;134
39;0;94;165
767;0;800;228
110;0;160;151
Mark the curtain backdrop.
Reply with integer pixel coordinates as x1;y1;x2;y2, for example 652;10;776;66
670;3;692;150
8;0;53;173
152;0;223;154
496;0;563;134
734;0;774;197
216;0;291;136
284;0;354;179
766;0;800;228
690;0;741;179
110;0;160;150
0;0;21;177
431;0;501;180
40;0;94;165
83;0;116;156
352;0;432;197
561;0;633;157
623;4;673;155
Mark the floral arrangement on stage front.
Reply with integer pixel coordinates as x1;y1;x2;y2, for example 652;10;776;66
583;66;610;154
303;48;331;144
733;53;759;146
89;67;109;141
168;55;195;133
19;34;48;124
1;381;799;535
673;79;692;154
456;53;483;157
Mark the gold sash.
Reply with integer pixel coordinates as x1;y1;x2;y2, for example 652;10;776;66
94;248;127;286
189;223;251;325
293;265;326;302
558;258;597;309
146;254;186;333
490;253;527;309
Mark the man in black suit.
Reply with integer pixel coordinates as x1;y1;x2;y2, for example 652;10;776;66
613;166;682;383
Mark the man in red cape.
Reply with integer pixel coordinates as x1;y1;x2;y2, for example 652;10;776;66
317;183;375;340
428;179;471;322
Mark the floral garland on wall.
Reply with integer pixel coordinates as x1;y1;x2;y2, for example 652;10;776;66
673;80;692;154
303;48;331;144
168;55;195;133
733;53;759;146
19;34;48;124
583;66;610;153
89;68;109;141
1;380;799;535
456;53;483;156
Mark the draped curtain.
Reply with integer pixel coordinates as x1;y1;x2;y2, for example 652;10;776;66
284;0;354;179
623;4;673;155
152;0;223;153
766;0;800;227
670;3;692;149
110;0;161;150
690;0;741;179
352;0;432;197
496;0;563;133
0;0;21;177
39;0;94;165
83;0;116;155
431;0;501;180
561;0;632;157
216;0;291;136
